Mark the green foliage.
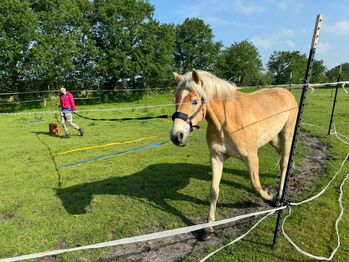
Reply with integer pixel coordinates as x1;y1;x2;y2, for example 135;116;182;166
215;40;262;86
92;0;175;89
267;51;327;85
0;0;38;94
0;0;175;95
30;0;96;89
311;59;328;83
326;63;349;81
138;22;176;87
267;51;307;84
174;18;222;73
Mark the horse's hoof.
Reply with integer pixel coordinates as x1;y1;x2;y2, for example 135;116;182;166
195;228;213;241
271;198;282;207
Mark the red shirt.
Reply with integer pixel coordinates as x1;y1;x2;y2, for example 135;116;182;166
59;91;77;112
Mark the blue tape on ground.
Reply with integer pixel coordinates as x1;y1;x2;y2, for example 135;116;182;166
58;140;169;169
19;120;45;124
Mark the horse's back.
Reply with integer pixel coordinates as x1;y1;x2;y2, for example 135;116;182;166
235;88;298;148
247;87;297;106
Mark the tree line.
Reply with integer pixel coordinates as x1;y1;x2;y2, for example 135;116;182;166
0;0;347;100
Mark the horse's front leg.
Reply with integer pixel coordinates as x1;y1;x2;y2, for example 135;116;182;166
208;153;224;224
198;153;224;241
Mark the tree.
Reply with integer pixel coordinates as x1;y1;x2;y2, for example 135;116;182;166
267;51;307;85
215;40;262;86
174;18;222;74
92;0;164;89
137;21;175;87
327;63;349;82
0;0;38;97
0;0;176;95
311;60;327;83
29;0;96;90
267;51;327;84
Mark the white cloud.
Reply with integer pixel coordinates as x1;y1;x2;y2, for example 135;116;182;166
173;1;268;30
326;20;349;35
174;0;267;18
251;28;296;50
205;16;268;29
233;0;265;15
251;36;274;49
317;42;331;54
280;28;295;38
276;0;303;13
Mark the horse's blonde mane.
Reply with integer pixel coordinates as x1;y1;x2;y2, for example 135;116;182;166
178;70;238;101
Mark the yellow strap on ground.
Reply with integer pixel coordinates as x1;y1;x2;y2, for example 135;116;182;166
55;136;158;156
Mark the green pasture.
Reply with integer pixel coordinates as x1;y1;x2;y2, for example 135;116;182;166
0;88;348;261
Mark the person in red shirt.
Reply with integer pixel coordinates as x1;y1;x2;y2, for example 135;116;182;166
56;86;84;138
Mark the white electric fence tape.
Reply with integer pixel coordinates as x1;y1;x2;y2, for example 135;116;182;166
0;207;286;262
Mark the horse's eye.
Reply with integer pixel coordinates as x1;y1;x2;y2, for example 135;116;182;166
192;100;199;105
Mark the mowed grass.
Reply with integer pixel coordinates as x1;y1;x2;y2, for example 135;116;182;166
0;88;348;261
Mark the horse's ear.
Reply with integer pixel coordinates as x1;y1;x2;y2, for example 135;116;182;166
173;72;183;83
192;69;200;85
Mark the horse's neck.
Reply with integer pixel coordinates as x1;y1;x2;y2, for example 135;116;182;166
205;91;244;133
206;102;223;131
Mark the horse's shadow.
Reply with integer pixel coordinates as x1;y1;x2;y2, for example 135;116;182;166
56;163;268;226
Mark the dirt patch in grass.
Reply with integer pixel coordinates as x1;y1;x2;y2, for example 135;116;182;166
81;131;330;262
0;213;15;222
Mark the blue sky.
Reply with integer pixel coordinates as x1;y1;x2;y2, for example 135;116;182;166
149;0;349;69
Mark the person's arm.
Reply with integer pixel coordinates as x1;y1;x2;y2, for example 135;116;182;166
69;93;77;112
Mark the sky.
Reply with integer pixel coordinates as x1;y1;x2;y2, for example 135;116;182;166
149;0;349;70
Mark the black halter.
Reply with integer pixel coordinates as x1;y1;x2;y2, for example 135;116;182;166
172;97;206;132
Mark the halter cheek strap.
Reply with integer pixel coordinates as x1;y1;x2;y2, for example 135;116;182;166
172;97;206;132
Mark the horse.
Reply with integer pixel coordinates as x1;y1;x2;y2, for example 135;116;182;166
170;70;298;238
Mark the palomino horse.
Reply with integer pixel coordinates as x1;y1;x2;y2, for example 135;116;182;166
170;70;298;236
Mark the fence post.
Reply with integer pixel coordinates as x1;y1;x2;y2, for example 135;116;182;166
328;64;342;134
288;72;293;92
98;83;102;104
272;14;323;247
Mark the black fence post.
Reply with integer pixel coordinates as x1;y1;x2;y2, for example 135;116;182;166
272;14;323;247
328;64;342;134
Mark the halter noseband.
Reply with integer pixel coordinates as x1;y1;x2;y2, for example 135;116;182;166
172;97;206;132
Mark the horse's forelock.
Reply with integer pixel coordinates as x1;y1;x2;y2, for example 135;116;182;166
176;79;206;101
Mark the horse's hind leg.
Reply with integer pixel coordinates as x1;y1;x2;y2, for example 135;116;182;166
277;124;295;201
247;153;274;201
269;135;281;153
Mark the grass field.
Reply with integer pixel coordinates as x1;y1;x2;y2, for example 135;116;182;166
0;88;348;261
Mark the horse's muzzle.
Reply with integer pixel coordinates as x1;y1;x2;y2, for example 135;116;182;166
170;132;187;147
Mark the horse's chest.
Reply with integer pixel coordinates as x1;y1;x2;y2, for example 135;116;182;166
209;139;245;159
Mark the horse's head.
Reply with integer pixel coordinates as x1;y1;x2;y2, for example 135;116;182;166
170;70;207;147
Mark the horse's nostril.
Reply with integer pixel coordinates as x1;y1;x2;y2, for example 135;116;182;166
179;132;184;140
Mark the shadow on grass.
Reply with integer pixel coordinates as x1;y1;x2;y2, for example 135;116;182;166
56;163;272;226
32;131;61;138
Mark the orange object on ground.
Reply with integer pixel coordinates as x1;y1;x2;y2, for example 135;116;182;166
49;123;59;136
